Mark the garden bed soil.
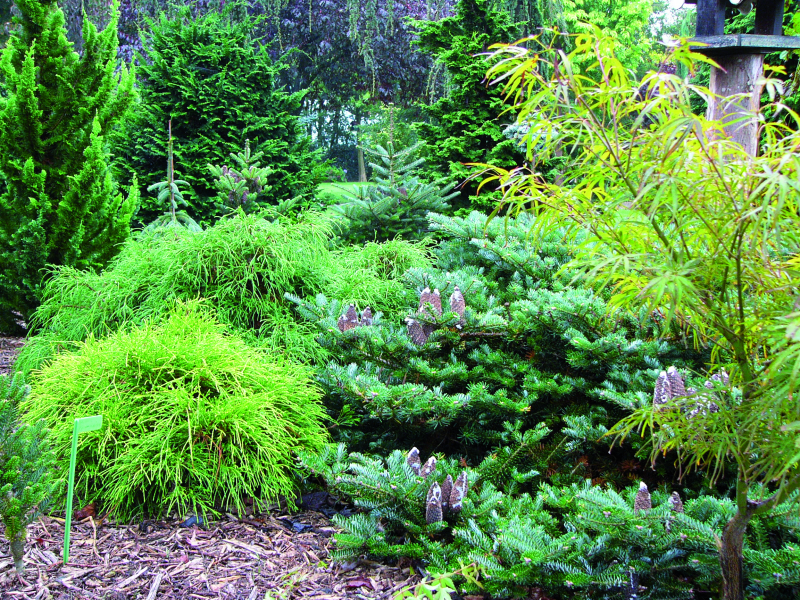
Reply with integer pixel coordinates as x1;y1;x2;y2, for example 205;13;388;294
0;511;420;599
0;336;24;377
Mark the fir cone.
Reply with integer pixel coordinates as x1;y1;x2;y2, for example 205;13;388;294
686;387;701;419
360;307;373;327
440;475;453;512
420;456;437;479
666;366;686;398
426;482;443;524
430;289;443;317
407;448;421;476
449;286;466;328
449;471;468;513
653;370;670;408
337;304;359;332
405;318;428;345
634;481;651;513
711;368;729;387
418;287;433;315
669;491;684;513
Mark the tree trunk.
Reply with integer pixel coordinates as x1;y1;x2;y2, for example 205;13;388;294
720;509;750;600
10;537;25;573
358;146;367;183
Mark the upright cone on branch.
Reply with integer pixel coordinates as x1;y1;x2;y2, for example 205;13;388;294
634;482;652;513
669;491;684;513
429;289;443;316
405;317;428;345
440;474;453;511
449;286;466;327
449;471;468;513
666;366;686;398
426;482;443;524
418;287;433;315
338;304;359;332
407;447;421;475
420;456;437;479
653;371;670;408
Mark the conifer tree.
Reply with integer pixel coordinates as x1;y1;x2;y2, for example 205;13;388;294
0;0;137;333
330;140;458;244
412;0;521;212
0;373;56;576
113;5;326;226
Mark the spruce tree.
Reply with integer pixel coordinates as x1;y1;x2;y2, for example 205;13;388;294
0;0;137;334
112;5;326;226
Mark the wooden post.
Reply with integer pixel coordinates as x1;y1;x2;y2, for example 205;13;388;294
707;54;765;157
690;0;792;156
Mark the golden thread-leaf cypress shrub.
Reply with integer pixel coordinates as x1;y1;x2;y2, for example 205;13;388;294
24;301;328;520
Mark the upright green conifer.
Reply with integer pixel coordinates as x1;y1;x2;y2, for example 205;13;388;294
0;0;137;333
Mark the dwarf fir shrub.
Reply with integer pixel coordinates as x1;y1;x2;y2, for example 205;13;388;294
303;443;800;598
0;373;57;573
17;211;431;373
290;211;705;478
24;302;327;520
330;141;458;245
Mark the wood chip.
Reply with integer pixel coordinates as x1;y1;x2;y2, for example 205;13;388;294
0;510;419;599
145;571;164;600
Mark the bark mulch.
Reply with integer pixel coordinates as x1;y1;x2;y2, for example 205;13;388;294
0;511;420;600
0;336;24;377
0;338;420;599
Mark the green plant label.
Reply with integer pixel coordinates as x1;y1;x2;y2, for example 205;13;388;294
63;415;103;564
74;415;102;434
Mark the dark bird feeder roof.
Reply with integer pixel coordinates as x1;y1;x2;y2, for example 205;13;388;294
684;0;800;54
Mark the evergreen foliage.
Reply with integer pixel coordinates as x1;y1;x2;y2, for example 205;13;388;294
0;373;57;574
208;140;273;214
24;302;328;520
112;4;327;226
144;120;202;233
302;444;800;598
411;0;522;212
289;211;704;474
0;0;137;333
16;211;432;373
330;141;458;244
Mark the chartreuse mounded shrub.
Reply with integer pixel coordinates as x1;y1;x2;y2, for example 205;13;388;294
301;444;800;599
16;210;432;374
23;302;327;521
0;373;57;574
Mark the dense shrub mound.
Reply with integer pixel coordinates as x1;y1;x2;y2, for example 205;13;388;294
16;210;431;373
23;303;328;520
291;212;707;480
